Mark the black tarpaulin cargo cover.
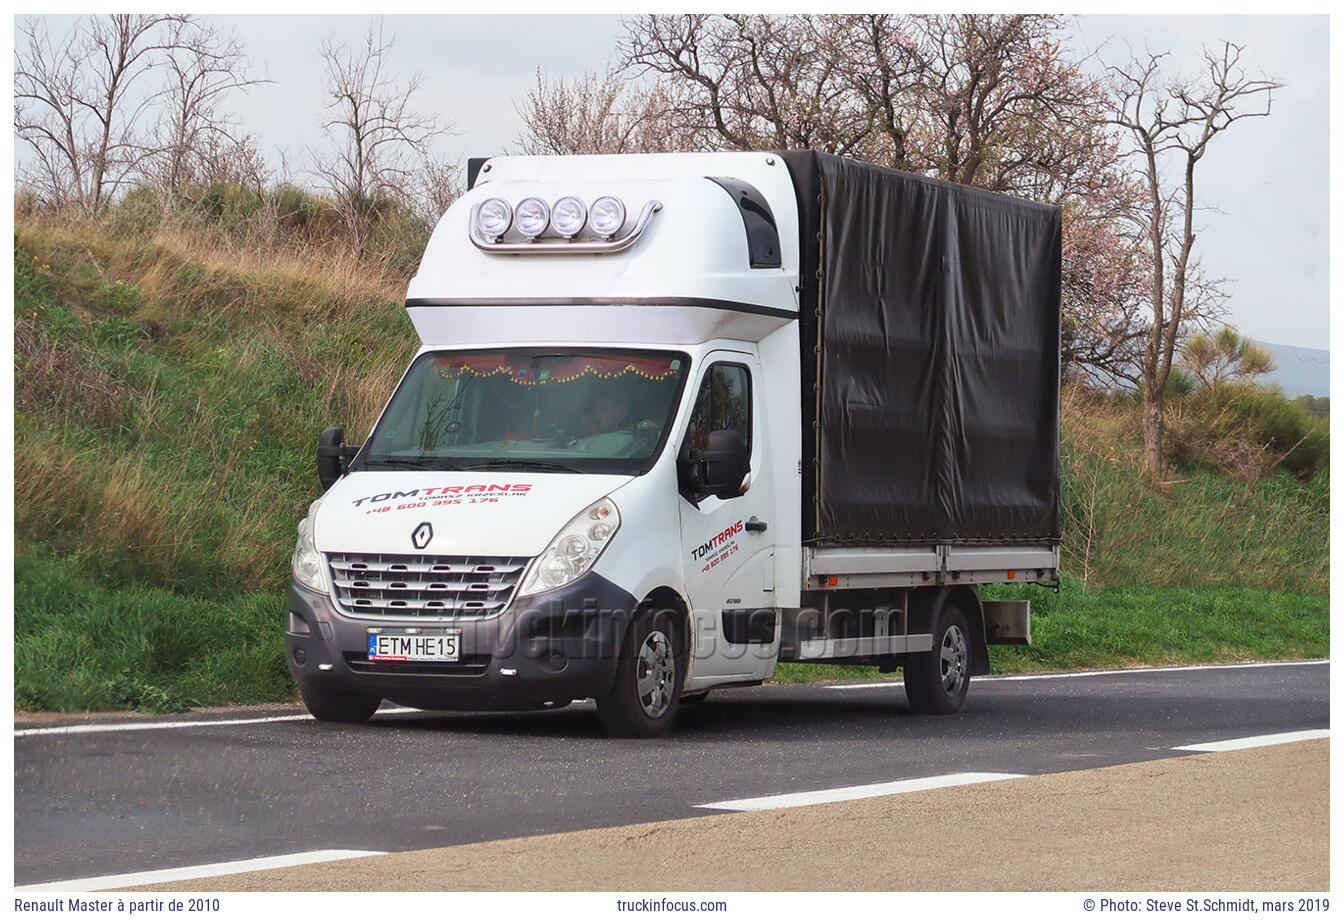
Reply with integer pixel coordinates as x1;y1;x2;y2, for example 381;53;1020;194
780;151;1061;547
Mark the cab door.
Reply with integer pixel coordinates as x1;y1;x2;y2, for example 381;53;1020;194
676;353;777;683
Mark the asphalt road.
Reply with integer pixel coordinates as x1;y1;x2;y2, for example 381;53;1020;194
13;660;1329;886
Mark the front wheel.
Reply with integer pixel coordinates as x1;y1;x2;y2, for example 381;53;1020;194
299;683;382;723
596;607;685;737
903;606;971;715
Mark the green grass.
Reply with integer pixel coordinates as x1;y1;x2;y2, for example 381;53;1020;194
15;549;290;712
14;223;414;597
11;217;1331;712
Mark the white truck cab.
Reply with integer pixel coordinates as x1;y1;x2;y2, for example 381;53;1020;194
287;151;1061;736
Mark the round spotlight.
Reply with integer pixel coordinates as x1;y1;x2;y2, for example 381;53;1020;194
476;198;512;240
515;197;551;239
589;196;627;238
551;196;588;239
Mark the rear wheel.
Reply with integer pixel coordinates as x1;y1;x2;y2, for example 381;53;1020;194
903;605;971;715
299;684;382;723
596;606;685;737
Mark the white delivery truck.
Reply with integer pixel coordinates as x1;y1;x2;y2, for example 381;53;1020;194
287;150;1061;736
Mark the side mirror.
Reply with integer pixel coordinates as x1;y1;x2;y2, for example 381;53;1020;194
678;428;750;504
316;427;360;492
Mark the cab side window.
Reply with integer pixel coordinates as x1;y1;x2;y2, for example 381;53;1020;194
685;364;751;451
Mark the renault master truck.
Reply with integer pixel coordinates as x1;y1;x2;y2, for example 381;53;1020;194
286;150;1061;737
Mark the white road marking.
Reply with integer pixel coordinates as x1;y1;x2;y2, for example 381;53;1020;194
15;707;417;738
827;659;1328;690
1172;729;1329;753
696;772;1025;812
15;849;387;892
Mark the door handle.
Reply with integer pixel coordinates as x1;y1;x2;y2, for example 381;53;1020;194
745;516;768;534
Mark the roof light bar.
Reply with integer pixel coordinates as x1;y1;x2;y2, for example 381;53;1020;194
469;198;661;255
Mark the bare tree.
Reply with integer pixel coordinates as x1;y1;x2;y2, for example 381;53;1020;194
890;15;1120;205
832;14;922;168
910;17;1066;186
618;14;1117;200
514;67;693;155
1059;203;1150;387
1108;42;1278;479
621;14;873;154
410;153;462;226
190;132;270;193
312;25;452;253
149;19;267;198
15;14;186;214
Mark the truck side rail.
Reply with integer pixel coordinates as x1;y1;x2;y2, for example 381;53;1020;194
804;544;1059;590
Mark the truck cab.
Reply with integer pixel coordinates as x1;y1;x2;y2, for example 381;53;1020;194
286;151;1058;736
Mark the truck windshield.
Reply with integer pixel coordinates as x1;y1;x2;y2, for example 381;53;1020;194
355;349;691;475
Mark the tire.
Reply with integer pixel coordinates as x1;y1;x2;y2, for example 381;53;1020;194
596;606;685;738
300;683;382;723
903;605;972;715
680;691;711;705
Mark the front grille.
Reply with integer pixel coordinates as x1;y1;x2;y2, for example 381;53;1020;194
327;552;529;619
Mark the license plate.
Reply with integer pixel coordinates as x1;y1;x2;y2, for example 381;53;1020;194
367;631;460;662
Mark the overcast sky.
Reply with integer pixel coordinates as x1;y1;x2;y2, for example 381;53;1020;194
20;14;1330;350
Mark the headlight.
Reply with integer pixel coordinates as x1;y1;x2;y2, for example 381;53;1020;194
589;196;626;238
515;197;551;239
551;196;587;238
519;497;620;595
476;197;512;240
291;506;328;593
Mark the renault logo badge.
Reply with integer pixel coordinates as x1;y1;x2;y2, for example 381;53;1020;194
411;521;433;550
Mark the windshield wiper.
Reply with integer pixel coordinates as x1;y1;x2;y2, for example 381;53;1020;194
463;459;583;474
366;457;461;471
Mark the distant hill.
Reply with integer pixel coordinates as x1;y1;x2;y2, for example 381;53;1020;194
1255;341;1329;398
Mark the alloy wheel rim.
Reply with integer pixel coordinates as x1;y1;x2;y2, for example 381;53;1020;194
636;629;675;718
940;624;968;696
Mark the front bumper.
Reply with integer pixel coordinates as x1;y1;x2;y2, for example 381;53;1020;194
285;571;639;710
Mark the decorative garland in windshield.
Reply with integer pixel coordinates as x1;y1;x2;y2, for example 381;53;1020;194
433;355;681;385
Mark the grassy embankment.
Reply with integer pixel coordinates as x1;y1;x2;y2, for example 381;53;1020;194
13;217;1329;710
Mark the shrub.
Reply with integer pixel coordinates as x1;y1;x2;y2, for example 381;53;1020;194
1057;383;1326;593
266;183;341;239
106;186;168;235
193;181;266;230
1295;394;1329;419
1167;382;1328;480
363;200;432;277
1164;366;1198;397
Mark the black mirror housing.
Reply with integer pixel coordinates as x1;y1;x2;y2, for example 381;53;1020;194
316;427;357;492
678;428;749;504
